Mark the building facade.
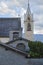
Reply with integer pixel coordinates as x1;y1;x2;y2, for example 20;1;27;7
0;18;22;43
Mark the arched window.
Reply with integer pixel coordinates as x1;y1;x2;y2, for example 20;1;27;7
28;17;30;20
27;23;31;31
16;43;25;51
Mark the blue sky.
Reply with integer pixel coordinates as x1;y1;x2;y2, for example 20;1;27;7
0;0;43;34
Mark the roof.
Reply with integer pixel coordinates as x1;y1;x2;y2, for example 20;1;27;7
0;18;21;37
6;37;30;44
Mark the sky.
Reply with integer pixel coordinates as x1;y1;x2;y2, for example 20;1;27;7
0;0;43;34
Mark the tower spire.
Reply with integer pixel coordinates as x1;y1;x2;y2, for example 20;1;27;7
28;0;29;8
27;0;30;10
26;0;31;16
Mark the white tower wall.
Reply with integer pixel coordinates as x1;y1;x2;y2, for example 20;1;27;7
24;1;33;41
24;20;33;41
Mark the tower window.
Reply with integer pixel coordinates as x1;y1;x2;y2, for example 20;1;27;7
28;17;30;20
13;32;19;38
27;23;31;31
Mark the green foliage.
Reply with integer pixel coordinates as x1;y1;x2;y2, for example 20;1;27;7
28;41;43;58
30;51;40;58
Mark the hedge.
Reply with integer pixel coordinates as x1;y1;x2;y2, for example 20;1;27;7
28;41;43;58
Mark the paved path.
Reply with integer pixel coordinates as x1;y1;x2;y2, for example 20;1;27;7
0;46;43;65
28;59;43;65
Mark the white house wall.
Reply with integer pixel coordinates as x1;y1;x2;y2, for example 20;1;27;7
0;38;9;43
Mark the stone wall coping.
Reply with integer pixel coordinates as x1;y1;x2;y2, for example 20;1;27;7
0;43;30;57
6;37;30;44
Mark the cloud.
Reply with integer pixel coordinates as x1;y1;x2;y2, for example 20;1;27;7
34;29;43;34
34;14;43;21
0;1;8;14
3;0;28;9
30;0;43;5
1;1;8;8
0;0;27;17
29;0;43;34
0;1;18;17
34;14;43;34
12;0;28;8
20;7;26;30
20;8;26;16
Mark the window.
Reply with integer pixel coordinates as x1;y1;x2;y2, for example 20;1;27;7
27;23;31;31
28;17;30;20
16;43;25;51
13;32;19;38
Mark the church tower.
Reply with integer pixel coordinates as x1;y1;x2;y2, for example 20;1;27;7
24;0;33;41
